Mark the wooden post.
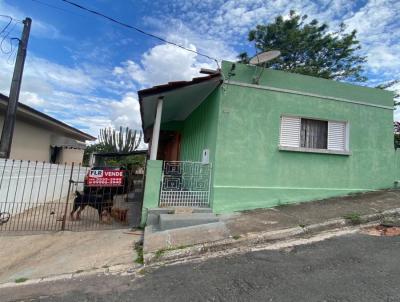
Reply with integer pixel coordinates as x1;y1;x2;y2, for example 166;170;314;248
0;18;32;158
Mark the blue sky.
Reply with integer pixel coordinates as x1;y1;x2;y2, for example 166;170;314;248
1;0;399;138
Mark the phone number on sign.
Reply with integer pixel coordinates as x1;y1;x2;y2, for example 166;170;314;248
87;178;123;186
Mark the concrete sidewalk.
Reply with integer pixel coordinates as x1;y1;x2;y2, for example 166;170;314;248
222;189;400;236
0;229;142;284
144;189;400;263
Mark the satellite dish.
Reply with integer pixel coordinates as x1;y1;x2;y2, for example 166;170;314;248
249;50;281;84
249;50;281;65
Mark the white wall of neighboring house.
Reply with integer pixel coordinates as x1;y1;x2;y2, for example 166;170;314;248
58;148;85;165
0;115;86;164
0;159;89;215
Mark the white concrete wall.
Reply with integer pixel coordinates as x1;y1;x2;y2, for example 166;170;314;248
0;115;86;163
0;115;52;162
58;148;85;165
0;159;90;215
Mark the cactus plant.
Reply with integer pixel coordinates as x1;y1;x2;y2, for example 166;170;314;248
98;127;142;153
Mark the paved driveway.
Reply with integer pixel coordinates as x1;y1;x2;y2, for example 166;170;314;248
4;232;400;301
0;229;141;284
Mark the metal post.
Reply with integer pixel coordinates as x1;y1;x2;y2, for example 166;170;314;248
61;162;74;231
0;18;32;158
149;96;163;160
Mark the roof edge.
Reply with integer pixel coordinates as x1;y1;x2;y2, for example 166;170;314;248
0;93;96;141
138;73;222;134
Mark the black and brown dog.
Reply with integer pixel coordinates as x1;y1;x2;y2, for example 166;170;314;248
70;191;114;223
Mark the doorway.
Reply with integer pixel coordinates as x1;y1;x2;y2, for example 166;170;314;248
157;131;181;161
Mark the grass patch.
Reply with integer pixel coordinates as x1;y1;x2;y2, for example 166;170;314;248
154;249;164;259
15;277;28;283
343;213;362;225
134;242;144;265
137;268;147;275
299;224;306;228
75;269;84;274
154;245;190;259
232;235;241;240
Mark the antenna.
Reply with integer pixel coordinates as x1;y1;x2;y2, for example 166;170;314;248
249;50;281;84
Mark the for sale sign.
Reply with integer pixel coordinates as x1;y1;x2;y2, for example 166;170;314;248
87;169;124;187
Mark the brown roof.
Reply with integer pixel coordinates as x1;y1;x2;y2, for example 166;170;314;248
138;73;221;99
0;93;96;141
138;73;222;133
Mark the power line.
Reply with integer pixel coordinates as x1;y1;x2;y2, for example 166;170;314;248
30;0;87;18
0;15;22;60
0;15;22;37
0;15;22;23
58;0;220;67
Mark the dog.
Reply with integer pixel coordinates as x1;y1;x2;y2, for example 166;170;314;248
70;191;114;223
111;207;129;225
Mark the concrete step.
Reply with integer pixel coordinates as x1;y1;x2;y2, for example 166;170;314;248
173;207;213;214
159;213;219;231
148;207;212;215
147;207;213;229
144;222;229;253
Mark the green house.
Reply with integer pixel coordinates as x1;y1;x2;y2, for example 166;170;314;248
139;60;398;223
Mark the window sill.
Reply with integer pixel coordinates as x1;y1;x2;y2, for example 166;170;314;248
278;146;351;156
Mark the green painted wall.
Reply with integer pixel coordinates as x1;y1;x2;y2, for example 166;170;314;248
141;61;395;217
178;89;220;208
141;160;162;225
180;89;220;163
222;61;394;107
211;61;395;213
395;150;400;182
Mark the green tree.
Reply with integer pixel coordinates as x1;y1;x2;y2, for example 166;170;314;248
394;122;400;149
239;10;367;82
376;80;400;149
82;143;112;166
375;80;400;107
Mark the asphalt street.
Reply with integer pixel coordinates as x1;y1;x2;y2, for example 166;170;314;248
4;233;400;302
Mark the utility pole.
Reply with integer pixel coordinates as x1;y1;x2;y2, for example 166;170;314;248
0;17;31;158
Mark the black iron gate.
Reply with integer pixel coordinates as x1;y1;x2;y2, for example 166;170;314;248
0;159;144;232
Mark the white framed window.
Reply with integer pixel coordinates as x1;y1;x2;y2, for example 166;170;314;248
279;115;349;155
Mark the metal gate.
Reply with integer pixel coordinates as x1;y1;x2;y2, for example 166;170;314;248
0;159;144;232
159;161;212;207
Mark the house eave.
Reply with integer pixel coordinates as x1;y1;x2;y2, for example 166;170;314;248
138;73;222;142
0;94;96;141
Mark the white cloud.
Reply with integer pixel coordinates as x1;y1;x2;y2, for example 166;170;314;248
0;0;61;39
0;49;139;136
114;43;213;88
2;0;399;136
19;91;45;106
0;1;143;138
24;56;96;93
109;92;141;129
342;0;400;79
150;0;358;47
149;0;400;84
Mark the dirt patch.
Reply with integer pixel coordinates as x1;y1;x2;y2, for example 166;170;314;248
362;225;400;237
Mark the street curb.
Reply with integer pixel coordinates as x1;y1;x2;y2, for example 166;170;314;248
0;263;139;289
144;207;400;264
2;208;399;288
